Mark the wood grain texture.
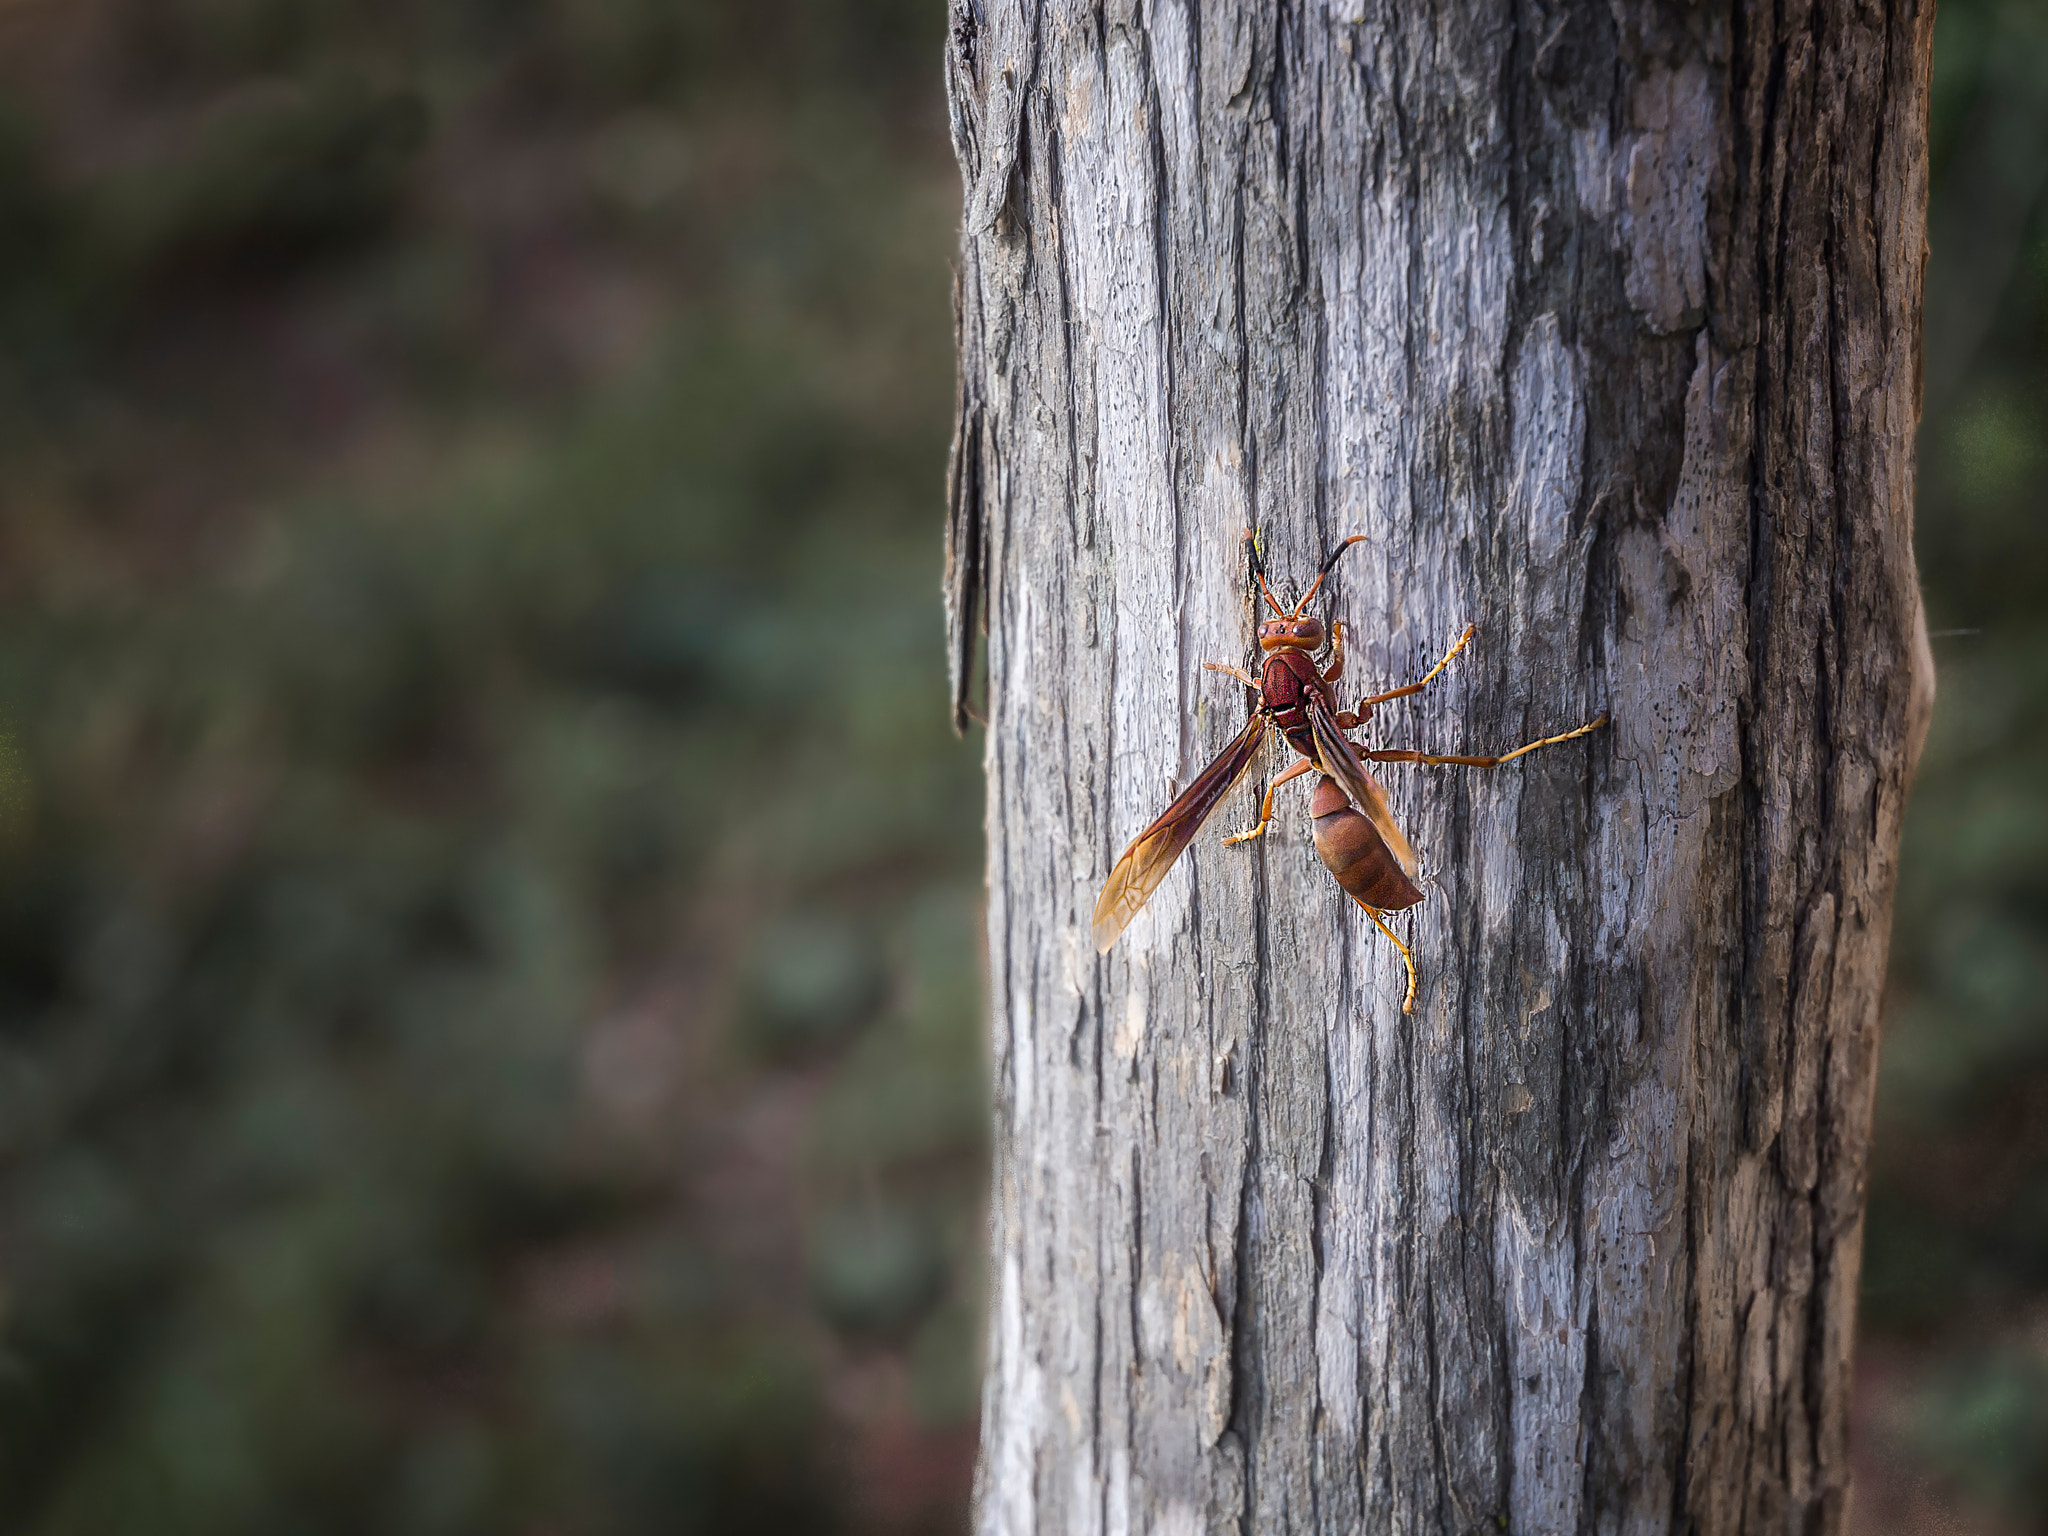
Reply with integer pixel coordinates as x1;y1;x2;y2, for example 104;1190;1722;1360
945;2;1935;1530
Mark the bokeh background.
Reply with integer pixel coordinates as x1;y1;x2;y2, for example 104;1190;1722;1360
0;2;2038;1533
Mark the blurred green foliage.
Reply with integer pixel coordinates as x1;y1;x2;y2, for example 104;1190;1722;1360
1862;0;2048;1523
0;1;980;1533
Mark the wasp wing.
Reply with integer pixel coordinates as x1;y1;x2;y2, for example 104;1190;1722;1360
1092;713;1269;953
1308;696;1420;882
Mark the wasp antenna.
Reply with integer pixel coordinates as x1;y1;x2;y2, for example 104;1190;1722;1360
1244;528;1288;616
1291;533;1368;616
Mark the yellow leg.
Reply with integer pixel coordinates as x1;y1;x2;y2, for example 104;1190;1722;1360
1222;756;1316;845
1204;660;1258;688
1323;620;1347;683
1353;897;1418;1014
1363;712;1608;769
1353;623;1477;711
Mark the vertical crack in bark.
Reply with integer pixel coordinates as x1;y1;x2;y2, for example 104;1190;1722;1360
1227;820;1272;1535
1310;1026;1338;1528
1576;1292;1603;1536
946;274;986;734
1726;5;1787;1507
1134;0;1193;793
1130;1143;1146;1398
1421;1274;1450;1536
1805;4;1860;1509
1096;1262;1111;1535
1671;1143;1703;1531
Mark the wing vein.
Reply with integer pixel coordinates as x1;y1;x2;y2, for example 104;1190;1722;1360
1092;713;1270;952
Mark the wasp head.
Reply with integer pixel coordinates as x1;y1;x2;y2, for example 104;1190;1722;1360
1247;531;1363;648
1257;616;1326;651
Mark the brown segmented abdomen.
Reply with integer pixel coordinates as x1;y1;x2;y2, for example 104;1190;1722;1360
1309;775;1424;912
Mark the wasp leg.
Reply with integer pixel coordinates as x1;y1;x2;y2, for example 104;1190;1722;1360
1351;896;1418;1014
1203;661;1258;688
1323;621;1347;684
1362;713;1608;769
1222;756;1316;845
1352;623;1477;711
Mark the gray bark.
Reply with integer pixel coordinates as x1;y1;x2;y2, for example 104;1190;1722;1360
944;2;1935;1532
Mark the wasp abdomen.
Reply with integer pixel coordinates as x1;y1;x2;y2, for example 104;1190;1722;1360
1309;775;1423;912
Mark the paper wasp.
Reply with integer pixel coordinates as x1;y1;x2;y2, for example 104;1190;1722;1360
1090;531;1606;1012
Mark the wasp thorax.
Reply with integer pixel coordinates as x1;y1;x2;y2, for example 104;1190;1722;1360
1257;616;1326;651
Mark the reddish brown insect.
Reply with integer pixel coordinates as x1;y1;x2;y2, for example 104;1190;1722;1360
1091;531;1607;1012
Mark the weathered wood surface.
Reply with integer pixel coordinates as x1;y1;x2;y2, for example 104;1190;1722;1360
945;2;1935;1531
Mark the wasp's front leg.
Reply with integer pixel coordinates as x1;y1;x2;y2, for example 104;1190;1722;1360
1203;661;1257;688
1353;623;1476;710
1323;621;1347;684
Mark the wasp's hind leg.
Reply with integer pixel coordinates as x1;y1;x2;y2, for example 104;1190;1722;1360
1363;713;1608;769
1351;896;1418;1014
1222;756;1315;846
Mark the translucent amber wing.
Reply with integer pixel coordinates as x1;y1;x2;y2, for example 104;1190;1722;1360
1092;714;1269;953
1309;697;1419;881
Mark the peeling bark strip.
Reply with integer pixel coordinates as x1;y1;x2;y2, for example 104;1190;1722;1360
947;2;1934;1531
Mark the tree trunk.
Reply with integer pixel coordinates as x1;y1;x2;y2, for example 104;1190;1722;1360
944;2;1936;1531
